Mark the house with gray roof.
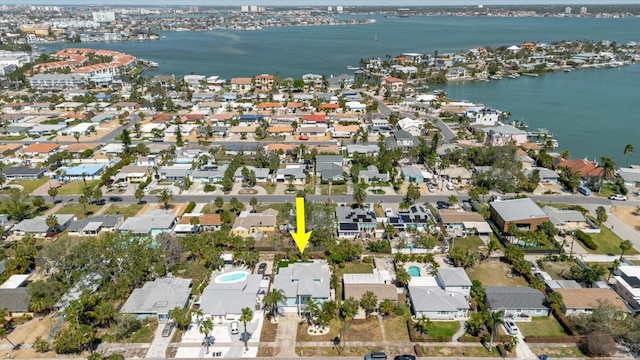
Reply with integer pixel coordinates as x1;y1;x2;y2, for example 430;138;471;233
542;206;589;230
276;166;307;185
408;286;469;320
159;165;192;182
121;277;192;323
400;166;426;183
336;206;377;239
1;166;46;180
273;262;331;316
67;215;124;236
233;166;270;183
190;165;228;184
436;268;472;297
358;165;389;183
0;288;30;317
489;198;549;232
118;210;177;237
484;286;549;317
617;167;640;187
346;144;379;156
525;167;560;184
13;214;75;237
385;129;417;153
199;269;264;322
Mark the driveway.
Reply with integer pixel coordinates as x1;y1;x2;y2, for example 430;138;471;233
145;323;173;358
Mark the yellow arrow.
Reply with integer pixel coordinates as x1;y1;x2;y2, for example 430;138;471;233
290;197;312;254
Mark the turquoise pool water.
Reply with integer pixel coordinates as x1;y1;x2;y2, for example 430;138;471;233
408;266;421;277
216;271;248;283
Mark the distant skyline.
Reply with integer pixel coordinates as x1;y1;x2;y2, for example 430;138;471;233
6;0;640;6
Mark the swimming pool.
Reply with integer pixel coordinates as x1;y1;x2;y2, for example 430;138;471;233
408;266;421;277
215;271;249;284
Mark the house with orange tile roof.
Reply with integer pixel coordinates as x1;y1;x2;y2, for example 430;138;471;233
267;125;294;136
179;214;222;232
332;124;360;138
265;144;296;156
253;74;275;92
382;77;405;93
152;113;175;124
318;103;340;112
554;157;603;178
20;143;61;156
286;102;304;113
230;78;252;92
302;114;327;124
256;102;283;112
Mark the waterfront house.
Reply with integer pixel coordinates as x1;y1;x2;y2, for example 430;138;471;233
273;262;331;316
465;107;501;126
253;74;275;92
381;77;404;93
485;286;549;317
617;167;640;187
445;66;469;80
121;277;192;323
489;198;549;232
480;124;528;146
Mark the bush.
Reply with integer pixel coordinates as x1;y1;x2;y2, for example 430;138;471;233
575;230;597;250
414;344;423;357
497;344;507;358
331;180;346;185
393;305;405;316
203;184;216;192
580;332;616;357
184;201;196;214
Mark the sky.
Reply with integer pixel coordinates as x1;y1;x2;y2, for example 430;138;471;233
6;0;640;6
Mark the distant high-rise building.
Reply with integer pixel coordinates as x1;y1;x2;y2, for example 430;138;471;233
189;6;198;13
580;7;587;15
327;6;332;12
92;11;115;23
241;5;249;12
565;7;572;15
250;5;258;12
336;6;344;13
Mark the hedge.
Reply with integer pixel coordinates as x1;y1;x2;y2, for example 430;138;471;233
496;344;507;358
575;230;597;250
525;335;581;343
413;344;422;357
184;201;196;214
551;306;576;336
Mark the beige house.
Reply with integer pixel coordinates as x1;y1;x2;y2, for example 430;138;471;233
231;209;277;237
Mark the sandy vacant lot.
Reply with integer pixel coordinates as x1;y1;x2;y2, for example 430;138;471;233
612;206;640;233
0;316;56;359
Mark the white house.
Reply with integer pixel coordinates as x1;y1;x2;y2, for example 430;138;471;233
465;107;501;126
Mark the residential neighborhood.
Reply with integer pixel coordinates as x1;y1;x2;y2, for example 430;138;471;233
0;20;640;360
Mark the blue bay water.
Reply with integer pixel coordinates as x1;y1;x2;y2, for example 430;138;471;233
42;15;640;162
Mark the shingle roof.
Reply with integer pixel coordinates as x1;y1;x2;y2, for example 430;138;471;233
485;286;548;311
200;270;262;316
437;268;472;287
408;286;469;312
273;263;330;299
121;277;192;315
489;198;548;222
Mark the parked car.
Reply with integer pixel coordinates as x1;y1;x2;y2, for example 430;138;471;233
528;261;537;271
230;321;239;335
298;135;309;141
504;320;519;335
364;352;387;360
257;262;267;275
609;194;627;201
436;201;450;209
394;355;416;360
427;183;435;193
385;208;394;217
109;196;123;202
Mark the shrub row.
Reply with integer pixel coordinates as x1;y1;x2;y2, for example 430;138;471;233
524;335;581;343
184;201;196;215
575;230;597;250
496;343;507;358
413;344;422;357
550;306;576;336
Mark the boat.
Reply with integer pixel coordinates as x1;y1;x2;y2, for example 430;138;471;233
373;34;379;41
563;68;574;72
140;59;159;68
489;75;502;80
347;66;360;71
507;74;518;79
522;73;539;77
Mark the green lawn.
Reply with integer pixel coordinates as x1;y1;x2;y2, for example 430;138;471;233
56;203;102;219
103;203;144;218
587;225;639;255
467;261;528;287
320;184;348;195
8;176;50;193
427;321;460;338
335;262;374;279
57;180;100;195
451;236;485;252
516;317;567;337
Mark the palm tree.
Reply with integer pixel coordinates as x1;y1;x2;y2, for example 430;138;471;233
596;206;608;226
304;298;320;323
134;187;145;204
78;195;88;215
415;314;433;335
157;188;173;209
353;179;367;208
360;290;378;317
263;289;286;320
48;186;58;203
239;307;253;351
488;310;505;352
0;173;5;189
199;318;214;354
619;239;634;261
623;144;634;165
249;197;258;212
45;214;59;233
73;132;81;143
598;156;616;192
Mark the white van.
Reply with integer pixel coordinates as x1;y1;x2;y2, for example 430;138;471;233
230;321;239;335
446;181;454;191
